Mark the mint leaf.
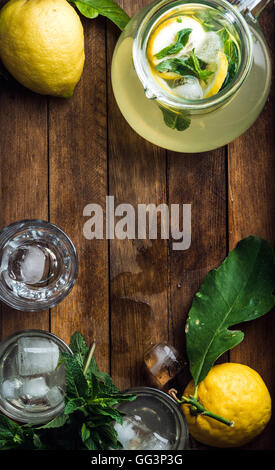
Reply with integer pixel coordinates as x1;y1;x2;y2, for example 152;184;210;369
70;331;89;368
186;236;275;386
155;51;213;82
155;28;192;59
64;397;86;415
159;106;191;131
63;352;88;398
37;414;68;429
81;423;91;442
70;0;130;30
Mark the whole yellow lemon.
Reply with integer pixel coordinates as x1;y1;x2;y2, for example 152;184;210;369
0;0;85;97
182;363;271;448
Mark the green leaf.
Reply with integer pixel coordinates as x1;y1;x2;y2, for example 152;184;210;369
37;414;68;429
63;352;88;398
64;397;86;415
159;106;191;132
156;54;213;82
155;28;192;59
69;331;89;368
84;436;98;449
70;0;130;30
74;1;99;18
81;423;91;442
186;236;275;385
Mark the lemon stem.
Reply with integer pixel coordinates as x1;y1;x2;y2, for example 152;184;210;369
168;389;234;427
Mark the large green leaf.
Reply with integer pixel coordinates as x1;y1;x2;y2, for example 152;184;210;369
186;236;275;385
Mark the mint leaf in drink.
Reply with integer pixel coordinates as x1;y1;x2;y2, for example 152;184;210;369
155;28;192;59
159;105;191;131
70;0;130;30
185;236;275;386
155;51;213;82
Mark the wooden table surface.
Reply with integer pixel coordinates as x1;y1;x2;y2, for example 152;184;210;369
0;0;274;451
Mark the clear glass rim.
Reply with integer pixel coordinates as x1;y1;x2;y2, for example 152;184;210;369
0;219;78;312
0;329;72;424
133;0;254;111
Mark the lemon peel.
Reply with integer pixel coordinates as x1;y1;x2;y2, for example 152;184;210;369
203;51;228;98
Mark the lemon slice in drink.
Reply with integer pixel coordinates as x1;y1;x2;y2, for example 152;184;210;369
203;51;228;98
147;16;205;79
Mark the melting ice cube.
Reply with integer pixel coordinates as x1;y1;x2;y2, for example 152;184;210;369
22;377;49;398
173;76;203;100
1;377;22;399
114;415;171;450
139;431;171;450
46;386;64;407
18;337;60;376
195;31;221;64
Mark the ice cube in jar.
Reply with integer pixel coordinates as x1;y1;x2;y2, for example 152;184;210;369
172;77;203;100
114;415;171;450
22;376;49;398
18;337;60;376
1;377;22;399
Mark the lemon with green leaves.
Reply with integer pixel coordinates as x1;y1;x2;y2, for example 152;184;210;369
0;0;85;97
182;363;271;448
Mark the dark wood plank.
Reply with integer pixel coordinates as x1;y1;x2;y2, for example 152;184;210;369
48;18;109;372
167;150;227;363
107;1;169;390
228;7;274;449
0;84;49;338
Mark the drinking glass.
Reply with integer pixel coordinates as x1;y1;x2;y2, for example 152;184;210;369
0;220;78;311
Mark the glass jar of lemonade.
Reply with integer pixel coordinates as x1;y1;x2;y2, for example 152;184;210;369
111;0;271;153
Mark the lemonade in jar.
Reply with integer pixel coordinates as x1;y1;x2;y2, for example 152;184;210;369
111;0;271;152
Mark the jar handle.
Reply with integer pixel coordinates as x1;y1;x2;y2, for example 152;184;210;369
231;0;271;18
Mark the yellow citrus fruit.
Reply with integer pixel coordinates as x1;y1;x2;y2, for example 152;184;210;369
202;51;228;98
182;363;271;448
147;16;205;80
0;0;85;97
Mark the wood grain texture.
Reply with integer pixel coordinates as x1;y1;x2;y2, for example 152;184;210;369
48;18;109;372
0;83;49;337
167;150;227;360
228;7;275;449
107;1;169;390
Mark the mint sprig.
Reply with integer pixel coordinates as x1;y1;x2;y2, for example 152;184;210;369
155;28;192;59
0;331;136;450
155;50;213;82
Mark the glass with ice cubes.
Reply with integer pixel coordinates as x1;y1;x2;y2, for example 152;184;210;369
114;387;188;450
0;330;72;424
0;219;78;311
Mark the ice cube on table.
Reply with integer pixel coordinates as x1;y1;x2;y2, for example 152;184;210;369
22;377;49;398
1;377;22;399
46;386;64;407
18;337;60;376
